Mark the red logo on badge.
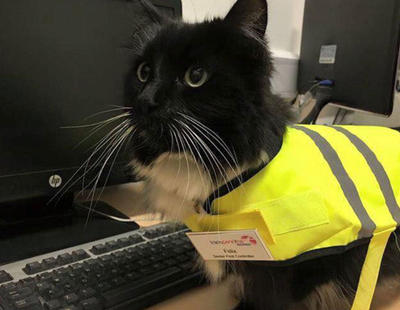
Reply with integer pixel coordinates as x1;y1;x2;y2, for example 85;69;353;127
209;235;258;246
241;235;257;245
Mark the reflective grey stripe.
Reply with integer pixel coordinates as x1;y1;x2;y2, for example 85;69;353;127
332;126;400;225
293;126;376;239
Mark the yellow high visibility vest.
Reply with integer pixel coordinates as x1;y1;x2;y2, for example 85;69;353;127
185;125;400;310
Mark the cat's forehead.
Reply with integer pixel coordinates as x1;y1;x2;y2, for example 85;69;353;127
142;20;238;62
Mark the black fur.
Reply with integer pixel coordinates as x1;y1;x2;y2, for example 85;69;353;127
234;230;400;310
124;1;290;176
124;1;400;309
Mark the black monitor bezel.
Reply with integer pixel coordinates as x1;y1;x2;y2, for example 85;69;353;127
298;0;400;116
0;0;182;204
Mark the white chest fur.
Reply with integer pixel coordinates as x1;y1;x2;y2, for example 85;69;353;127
131;152;213;220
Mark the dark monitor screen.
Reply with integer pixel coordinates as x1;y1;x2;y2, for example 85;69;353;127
298;0;400;115
0;0;181;203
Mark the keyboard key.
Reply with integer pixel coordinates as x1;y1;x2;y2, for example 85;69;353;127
96;282;111;292
20;277;35;286
111;277;125;286
61;307;79;310
2;282;18;292
0;271;13;284
171;239;185;246
99;255;112;264
103;267;182;308
137;259;149;267
24;262;43;275
105;241;118;251
173;247;185;255
95;282;112;293
57;253;73;265
151;263;165;271
1;223;202;310
180;262;195;271
35;282;51;294
70;263;84;272
84;259;99;271
176;254;189;263
44;288;64;300
112;251;124;259
63;293;79;304
71;250;90;261
79;287;96;299
165;258;178;267
45;299;62;310
63;282;75;293
125;272;140;281
90;244;107;255
38;272;53;282
80;297;103;310
127;235;145;245
14;296;41;309
42;257;58;269
116;237;130;248
7;287;33;301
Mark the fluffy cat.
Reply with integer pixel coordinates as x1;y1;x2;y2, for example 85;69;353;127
124;0;400;309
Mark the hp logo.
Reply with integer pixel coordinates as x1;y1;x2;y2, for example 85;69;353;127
49;174;62;188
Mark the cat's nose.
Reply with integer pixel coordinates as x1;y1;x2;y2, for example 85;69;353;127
137;87;163;114
138;96;159;114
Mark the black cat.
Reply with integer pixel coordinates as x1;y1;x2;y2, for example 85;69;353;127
123;0;400;309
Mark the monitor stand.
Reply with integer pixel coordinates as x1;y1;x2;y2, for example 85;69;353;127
0;194;139;265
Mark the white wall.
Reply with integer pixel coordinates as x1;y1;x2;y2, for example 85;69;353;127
181;0;305;56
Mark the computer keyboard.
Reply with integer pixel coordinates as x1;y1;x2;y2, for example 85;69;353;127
0;222;204;310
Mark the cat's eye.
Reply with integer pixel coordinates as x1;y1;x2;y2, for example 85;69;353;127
184;66;208;88
137;62;151;83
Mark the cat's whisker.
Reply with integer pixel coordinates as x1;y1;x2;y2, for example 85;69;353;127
170;123;192;220
184;120;243;190
82;107;132;121
85;126;133;226
179;113;241;174
61;112;130;129
178;113;243;184
177;120;233;191
122;121;137;152
85;125;132;202
178;113;237;163
74;114;132;151
52;121;130;203
82;121;130;190
177;122;221;232
181;125;214;188
179;127;207;190
87;126;133;208
177;120;233;232
169;126;183;190
176;120;214;187
179;113;241;169
179;120;238;231
80;124;132;197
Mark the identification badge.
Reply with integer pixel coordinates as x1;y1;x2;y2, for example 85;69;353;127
186;230;273;261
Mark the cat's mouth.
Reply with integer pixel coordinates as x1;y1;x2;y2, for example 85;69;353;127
130;113;243;186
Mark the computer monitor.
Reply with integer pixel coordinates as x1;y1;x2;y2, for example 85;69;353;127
298;0;400;116
0;0;182;205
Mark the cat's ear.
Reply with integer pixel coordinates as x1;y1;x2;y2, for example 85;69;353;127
140;0;170;24
224;0;268;38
